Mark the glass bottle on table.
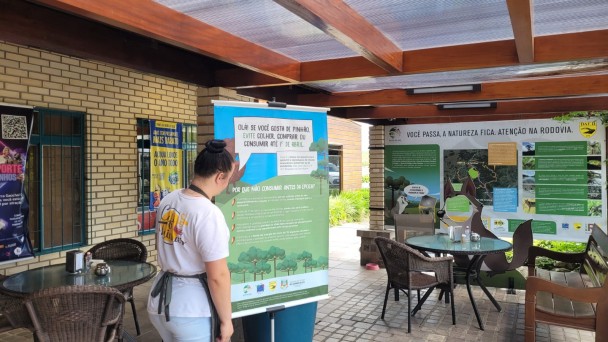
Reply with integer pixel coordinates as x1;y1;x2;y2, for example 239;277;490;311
85;251;92;271
464;225;471;242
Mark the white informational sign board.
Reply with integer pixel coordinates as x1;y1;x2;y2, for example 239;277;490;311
213;101;330;317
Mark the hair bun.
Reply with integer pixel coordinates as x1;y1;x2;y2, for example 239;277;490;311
205;139;226;154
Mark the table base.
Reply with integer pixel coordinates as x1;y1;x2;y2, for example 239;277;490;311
464;255;502;330
432;254;503;331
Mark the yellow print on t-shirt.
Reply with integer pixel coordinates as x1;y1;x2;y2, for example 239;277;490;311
159;209;188;245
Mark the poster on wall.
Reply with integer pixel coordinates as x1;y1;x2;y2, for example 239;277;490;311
0;103;34;262
385;118;606;242
213;100;330;317
149;120;183;210
384;142;441;226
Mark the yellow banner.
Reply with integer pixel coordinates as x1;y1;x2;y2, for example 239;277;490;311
150;120;183;209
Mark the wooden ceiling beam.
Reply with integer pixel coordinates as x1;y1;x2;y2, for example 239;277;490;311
536;29;608;61
32;0;301;82
0;0;226;86
304;30;608;81
405;112;557;125
297;74;608;107
333;96;608;119
274;0;402;73
506;0;534;63
215;69;289;89
218;30;608;87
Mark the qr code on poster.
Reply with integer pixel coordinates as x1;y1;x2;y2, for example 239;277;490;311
1;115;28;140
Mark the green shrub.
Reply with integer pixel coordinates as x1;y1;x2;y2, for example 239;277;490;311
533;240;586;253
329;189;341;197
532;239;587;271
329;189;369;226
505;239;586;269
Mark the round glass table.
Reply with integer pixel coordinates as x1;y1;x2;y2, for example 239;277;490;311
405;234;512;256
405;234;512;330
1;260;157;295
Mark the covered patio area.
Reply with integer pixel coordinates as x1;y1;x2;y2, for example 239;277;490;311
0;2;605;341
311;223;594;342
0;223;594;342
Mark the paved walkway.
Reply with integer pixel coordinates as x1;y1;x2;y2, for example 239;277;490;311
0;222;596;341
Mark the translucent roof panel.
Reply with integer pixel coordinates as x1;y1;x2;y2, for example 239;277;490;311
154;0;357;61
344;0;514;51
154;1;608;62
307;59;608;93
535;0;608;35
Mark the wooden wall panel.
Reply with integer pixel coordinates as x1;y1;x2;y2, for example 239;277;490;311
328;116;362;191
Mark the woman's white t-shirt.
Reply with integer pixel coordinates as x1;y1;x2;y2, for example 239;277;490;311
147;189;229;317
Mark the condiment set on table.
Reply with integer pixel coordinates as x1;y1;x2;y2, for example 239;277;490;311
447;225;480;243
65;250;110;276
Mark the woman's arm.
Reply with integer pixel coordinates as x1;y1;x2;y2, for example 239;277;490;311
206;258;233;342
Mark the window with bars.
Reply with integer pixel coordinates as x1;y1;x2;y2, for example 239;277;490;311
136;119;197;233
24;108;85;253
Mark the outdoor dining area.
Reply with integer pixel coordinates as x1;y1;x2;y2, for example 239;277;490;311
0;2;607;342
0;222;604;342
378;177;607;341
0;238;156;342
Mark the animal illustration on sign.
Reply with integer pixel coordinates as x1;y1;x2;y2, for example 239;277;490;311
386;193;408;217
523;198;536;213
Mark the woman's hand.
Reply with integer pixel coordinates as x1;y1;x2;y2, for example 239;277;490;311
216;320;234;342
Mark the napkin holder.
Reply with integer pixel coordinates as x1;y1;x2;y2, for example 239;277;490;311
449;226;463;242
66;250;84;273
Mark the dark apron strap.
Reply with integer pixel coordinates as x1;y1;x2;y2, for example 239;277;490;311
150;271;174;321
199;273;221;341
150;271;220;341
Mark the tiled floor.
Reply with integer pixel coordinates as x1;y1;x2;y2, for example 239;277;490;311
0;222;596;341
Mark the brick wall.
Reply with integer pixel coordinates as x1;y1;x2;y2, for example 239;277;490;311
327;115;362;191
0;40;366;273
196;87;254;148
369;125;385;230
0;40;197;274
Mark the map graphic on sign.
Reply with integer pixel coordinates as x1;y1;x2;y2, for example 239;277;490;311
443;149;518;206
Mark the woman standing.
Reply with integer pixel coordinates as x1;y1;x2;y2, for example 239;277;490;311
148;139;235;342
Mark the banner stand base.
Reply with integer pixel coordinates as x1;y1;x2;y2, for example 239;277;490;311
268;306;285;342
242;302;317;342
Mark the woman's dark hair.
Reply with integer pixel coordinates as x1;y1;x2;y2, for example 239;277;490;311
194;139;234;178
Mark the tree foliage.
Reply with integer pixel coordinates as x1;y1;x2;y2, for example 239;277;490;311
309;138;328;153
267;246;286;277
228;261;253;283
553;110;608;125
276;257;298;276
253;261;272;280
238;246;269;267
309;138;329;194
385;175;410;209
229;247;326;281
317;256;329;270
304;259;318;272
385;175;409;191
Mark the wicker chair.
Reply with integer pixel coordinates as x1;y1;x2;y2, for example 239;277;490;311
375;236;455;333
87;238;147;336
0;275;31;330
24;285;125;342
